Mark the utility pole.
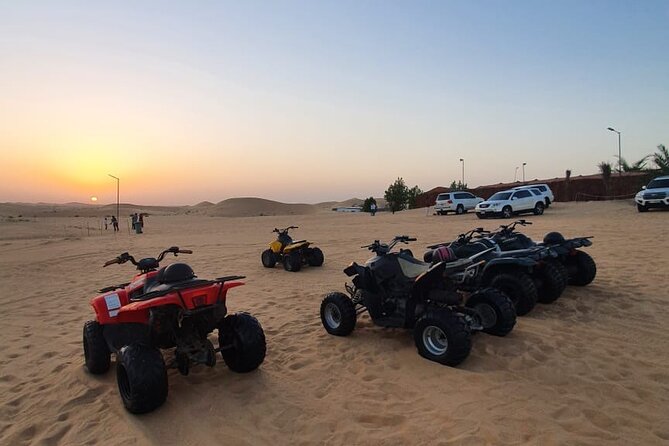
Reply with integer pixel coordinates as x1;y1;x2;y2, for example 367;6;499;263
108;174;119;222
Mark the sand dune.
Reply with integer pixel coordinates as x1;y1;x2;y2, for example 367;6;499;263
0;201;668;445
203;197;319;217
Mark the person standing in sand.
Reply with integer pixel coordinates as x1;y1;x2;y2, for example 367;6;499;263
370;202;377;216
111;215;119;232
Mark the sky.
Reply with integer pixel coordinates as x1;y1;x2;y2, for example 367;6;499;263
1;0;667;205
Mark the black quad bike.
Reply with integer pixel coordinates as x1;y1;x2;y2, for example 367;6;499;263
488;220;596;286
83;247;266;413
261;226;324;272
320;236;516;367
424;227;565;315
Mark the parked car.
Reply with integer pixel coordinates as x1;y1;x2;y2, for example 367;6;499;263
434;191;484;215
475;189;546;219
635;175;669;212
512;184;555;207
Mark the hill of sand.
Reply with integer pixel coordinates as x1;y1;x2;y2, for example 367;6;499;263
0;200;667;445
203;197;319;217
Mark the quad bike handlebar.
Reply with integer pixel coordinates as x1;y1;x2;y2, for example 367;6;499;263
495;219;532;236
103;246;193;268
361;235;416;254
273;226;298;234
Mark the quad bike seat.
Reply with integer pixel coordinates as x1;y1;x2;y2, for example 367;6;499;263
134;263;209;300
397;256;430;279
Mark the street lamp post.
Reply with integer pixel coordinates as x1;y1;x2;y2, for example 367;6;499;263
522;162;527;182
514;166;519;182
607;127;622;176
459;158;465;188
108;174;119;222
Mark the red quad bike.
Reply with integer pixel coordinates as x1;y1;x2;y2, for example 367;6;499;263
83;247;266;414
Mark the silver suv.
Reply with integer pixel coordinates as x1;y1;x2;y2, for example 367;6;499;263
512;184;554;207
635;176;669;212
434;191;484;215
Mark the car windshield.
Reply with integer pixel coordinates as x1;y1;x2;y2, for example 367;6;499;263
489;192;512;201
647;179;669;189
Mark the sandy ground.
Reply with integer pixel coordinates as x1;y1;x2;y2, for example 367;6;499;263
0;200;668;445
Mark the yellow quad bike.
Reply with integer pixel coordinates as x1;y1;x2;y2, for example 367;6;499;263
261;226;324;272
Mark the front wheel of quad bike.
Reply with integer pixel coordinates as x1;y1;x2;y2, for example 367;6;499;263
83;320;110;374
489;271;538;316
307;247;324;266
637;203;648;213
283;251;302;272
566;250;597;286
502;206;513;219
466;289;516;336
414;310;471;366
219;312;266;373
116;343;168;414
533;202;545;215
320;292;357;336
537;260;566;303
261;249;277;268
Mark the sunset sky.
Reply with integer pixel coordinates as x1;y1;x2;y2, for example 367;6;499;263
1;1;667;205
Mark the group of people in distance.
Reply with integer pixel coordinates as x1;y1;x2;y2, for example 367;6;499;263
103;213;143;233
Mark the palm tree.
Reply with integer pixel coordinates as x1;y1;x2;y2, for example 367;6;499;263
652;144;669;174
615;155;650;172
598;161;612;196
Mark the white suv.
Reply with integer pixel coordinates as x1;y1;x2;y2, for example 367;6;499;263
635;176;669;212
434;191;484;215
475;189;546;219
512;184;555;207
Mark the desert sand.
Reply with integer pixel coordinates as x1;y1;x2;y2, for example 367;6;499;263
0;200;667;445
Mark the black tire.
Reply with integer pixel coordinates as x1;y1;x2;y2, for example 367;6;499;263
488;271;538;316
456;204;465;215
261;249;276;268
545;197;551;208
307;247;324;266
83;320;110;374
502;206;513;219
476;213;487;219
466;289;516;336
533;202;545;215
637;203;648;213
414;310;471;366
567;250;597;286
218;312;266;373
320;292;357;336
283;251;302;272
536;261;566;303
116;343;168;414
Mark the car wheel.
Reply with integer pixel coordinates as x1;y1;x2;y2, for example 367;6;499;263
533;202;545;215
456;204;464;215
637;203;648;212
502;206;513;219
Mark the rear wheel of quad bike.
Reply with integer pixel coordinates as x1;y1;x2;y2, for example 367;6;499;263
537;261;566;303
83;320;110;374
502;206;513;219
261;249;276;268
567;250;597;286
283;251;302;272
456;204;465;215
414;310;471;366
218;312;266;373
637;203;648;212
533;202;545;215
320;292;357;336
489;271;537;316
466;289;516;336
308;247;324;266
116;343;168;414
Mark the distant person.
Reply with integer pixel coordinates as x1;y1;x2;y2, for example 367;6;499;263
111;215;119;232
370;202;377;216
139;213;144;228
132;213;142;234
104;217;108;230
